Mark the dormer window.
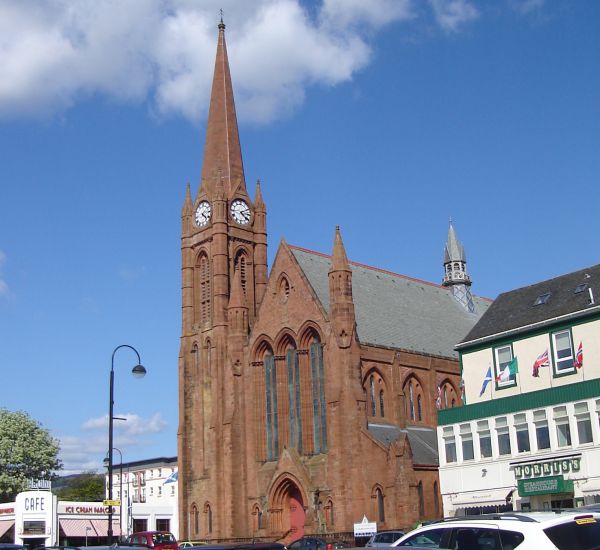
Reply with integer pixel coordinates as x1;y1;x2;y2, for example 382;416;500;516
533;292;551;306
574;283;588;294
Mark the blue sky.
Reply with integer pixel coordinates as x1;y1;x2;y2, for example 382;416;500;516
1;0;599;475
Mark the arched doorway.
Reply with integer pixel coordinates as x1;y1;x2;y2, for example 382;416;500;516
270;476;306;541
288;485;305;539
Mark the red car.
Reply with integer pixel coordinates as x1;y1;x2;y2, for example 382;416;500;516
126;531;179;550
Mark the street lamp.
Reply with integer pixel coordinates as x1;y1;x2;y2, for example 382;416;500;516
108;345;146;544
104;448;123;540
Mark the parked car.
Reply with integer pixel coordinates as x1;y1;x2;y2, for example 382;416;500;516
125;531;179;550
179;543;207;549
287;538;327;550
391;510;600;549
365;531;405;547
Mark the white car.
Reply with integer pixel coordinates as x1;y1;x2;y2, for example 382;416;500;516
390;510;600;549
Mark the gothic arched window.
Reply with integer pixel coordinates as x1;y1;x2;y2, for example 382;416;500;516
264;349;279;461
379;390;385;417
204;503;212;534
325;499;334;527
286;342;302;453
191;504;199;535
195;253;211;325
370;375;376;416
409;382;415;421
417;394;422;421
376;488;385;523
234;251;247;292
310;335;327;453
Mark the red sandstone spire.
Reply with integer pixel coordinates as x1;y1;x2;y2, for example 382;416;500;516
330;225;350;274
200;19;245;197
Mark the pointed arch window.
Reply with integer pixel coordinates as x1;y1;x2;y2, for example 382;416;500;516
417;394;422;421
370;375;376;416
379;390;385;417
192;343;199;371
310;336;327;453
264;350;279;461
234;251;247;293
325;499;334;527
195;253;211;324
376;488;385;523
204;503;212;534
417;481;424;518
286;343;302;453
191;504;199;535
443;385;448;409
409;382;415;421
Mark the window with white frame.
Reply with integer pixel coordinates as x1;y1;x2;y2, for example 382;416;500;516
477;420;492;458
496;417;511;455
514;413;530;453
552;330;574;373
554;406;572;447
443;426;457;463
575;402;593;444
494;345;516;387
534;409;551;450
460;423;474;460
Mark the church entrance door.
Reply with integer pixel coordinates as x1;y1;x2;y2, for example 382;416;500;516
288;485;305;540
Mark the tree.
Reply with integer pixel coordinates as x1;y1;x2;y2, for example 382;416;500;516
0;408;62;500
55;472;104;501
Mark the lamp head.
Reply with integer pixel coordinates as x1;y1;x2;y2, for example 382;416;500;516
132;364;146;379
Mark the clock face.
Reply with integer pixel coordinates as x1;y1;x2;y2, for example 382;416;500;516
230;199;251;225
195;201;212;227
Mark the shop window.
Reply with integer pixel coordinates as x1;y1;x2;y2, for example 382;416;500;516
554;406;572;447
477;420;492;458
515;413;531;453
443;426;457;463
460;423;474;460
495;417;511;455
534;409;550;450
575;402;593;444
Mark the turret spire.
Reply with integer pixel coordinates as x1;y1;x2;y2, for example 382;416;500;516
442;221;474;313
199;20;245;197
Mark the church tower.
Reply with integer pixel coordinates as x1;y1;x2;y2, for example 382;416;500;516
178;18;268;540
442;221;474;313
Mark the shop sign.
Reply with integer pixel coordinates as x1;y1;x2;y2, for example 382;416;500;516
514;457;581;479
518;475;574;497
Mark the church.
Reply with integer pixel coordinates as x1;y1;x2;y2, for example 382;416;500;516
177;21;490;542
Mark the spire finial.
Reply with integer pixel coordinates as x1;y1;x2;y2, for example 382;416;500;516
219;9;225;29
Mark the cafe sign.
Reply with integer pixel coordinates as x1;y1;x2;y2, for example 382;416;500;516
518;475;574;497
514;457;580;480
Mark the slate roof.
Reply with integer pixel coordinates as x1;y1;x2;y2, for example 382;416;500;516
368;422;439;466
459;263;600;347
289;246;491;359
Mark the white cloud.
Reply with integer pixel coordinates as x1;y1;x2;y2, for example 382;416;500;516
429;0;479;32
509;0;545;14
0;251;9;296
0;0;484;124
83;412;167;436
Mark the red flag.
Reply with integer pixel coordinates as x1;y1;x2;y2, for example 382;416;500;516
574;341;583;369
532;349;549;377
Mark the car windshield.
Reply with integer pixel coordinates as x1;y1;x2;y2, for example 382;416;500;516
152;534;176;544
544;517;600;550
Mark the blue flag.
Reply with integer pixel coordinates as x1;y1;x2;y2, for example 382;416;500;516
479;366;492;397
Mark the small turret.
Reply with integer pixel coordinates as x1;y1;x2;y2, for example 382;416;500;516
442;221;475;313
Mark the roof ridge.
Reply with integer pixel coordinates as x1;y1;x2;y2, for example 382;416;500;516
288;244;493;301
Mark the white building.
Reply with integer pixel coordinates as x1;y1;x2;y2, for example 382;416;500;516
0;457;179;546
438;264;600;515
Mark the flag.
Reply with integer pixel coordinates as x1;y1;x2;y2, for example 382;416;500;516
435;386;442;410
163;471;178;484
479;366;492;397
496;357;518;383
532;349;550;377
574;341;583;368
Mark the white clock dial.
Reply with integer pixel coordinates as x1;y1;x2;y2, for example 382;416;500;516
230;199;251;225
195;201;212;227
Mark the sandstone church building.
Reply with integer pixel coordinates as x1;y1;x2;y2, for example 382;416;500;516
177;21;490;542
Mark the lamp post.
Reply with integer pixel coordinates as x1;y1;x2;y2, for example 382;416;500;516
108;345;146;544
105;448;124;540
86;526;91;546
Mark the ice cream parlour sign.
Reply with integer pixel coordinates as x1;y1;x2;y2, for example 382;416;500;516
514;457;581;479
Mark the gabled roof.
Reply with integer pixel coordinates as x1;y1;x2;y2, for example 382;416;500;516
368;423;439;466
459;263;600;347
289;245;490;359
